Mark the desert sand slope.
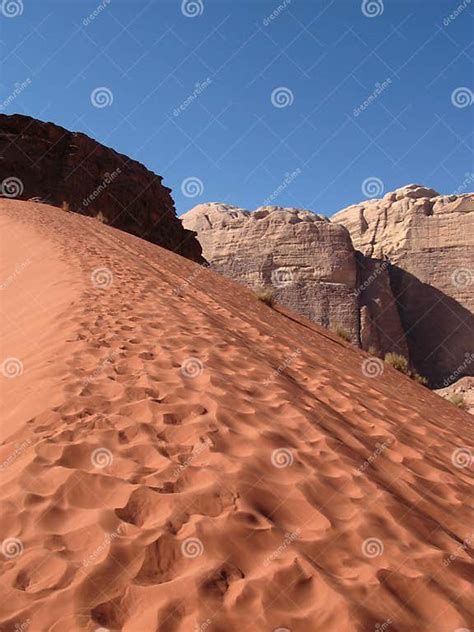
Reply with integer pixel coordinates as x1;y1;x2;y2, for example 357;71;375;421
0;200;472;632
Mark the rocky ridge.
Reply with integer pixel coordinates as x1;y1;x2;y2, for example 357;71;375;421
0;114;202;261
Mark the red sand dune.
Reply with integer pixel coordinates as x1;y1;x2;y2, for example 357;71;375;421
0;199;472;632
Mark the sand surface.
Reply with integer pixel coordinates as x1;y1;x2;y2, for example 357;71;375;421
0;200;472;632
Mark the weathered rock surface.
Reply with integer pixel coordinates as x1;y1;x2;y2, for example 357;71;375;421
333;184;474;385
0;114;202;261
182;203;408;357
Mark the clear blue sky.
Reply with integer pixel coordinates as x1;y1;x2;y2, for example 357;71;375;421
1;0;473;216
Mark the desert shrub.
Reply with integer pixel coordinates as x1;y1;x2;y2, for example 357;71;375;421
62;201;71;212
367;345;380;357
448;393;469;411
411;372;428;386
384;352;427;386
332;324;351;342
95;211;108;224
255;288;274;307
384;352;410;374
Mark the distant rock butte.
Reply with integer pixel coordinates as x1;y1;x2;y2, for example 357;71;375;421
0;113;202;261
181;202;408;360
183;186;473;387
333;184;474;386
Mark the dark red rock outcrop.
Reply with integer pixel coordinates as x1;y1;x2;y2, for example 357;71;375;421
0;114;202;261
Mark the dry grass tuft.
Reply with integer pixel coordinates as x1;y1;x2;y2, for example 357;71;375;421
331;324;351;342
95;211;108;224
448;393;469;411
255;288;275;307
384;352;427;386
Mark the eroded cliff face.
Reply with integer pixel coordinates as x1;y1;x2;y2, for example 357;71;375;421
181;203;408;358
333;184;474;385
0;114;202;261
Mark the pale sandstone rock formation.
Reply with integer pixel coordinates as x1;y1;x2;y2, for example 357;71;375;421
182;203;408;357
333;184;474;385
435;376;474;415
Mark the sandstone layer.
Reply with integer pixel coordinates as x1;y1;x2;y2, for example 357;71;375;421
182;203;408;358
0;114;202;261
333;184;474;386
0;199;472;631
